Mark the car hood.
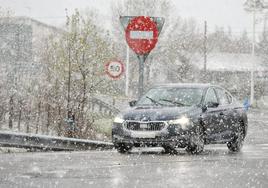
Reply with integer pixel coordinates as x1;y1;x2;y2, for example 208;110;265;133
122;106;196;121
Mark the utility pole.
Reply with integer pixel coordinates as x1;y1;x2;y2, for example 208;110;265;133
204;21;207;73
67;44;71;112
250;1;256;106
65;9;72;114
244;0;268;106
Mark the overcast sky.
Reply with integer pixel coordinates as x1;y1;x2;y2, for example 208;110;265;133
0;0;267;37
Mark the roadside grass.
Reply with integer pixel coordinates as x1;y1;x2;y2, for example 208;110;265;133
93;117;113;140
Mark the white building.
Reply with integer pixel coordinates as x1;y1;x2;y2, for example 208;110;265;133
0;16;63;84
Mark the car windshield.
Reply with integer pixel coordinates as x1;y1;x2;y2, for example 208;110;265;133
136;87;204;107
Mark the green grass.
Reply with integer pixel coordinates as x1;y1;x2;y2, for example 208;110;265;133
93;118;113;138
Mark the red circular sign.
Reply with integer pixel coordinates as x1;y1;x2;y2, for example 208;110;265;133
125;16;159;55
105;60;124;79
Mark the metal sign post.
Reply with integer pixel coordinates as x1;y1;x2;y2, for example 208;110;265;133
137;54;148;97
120;16;164;97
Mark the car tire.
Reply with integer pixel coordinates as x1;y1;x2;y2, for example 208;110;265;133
115;143;132;153
227;121;245;152
162;145;178;155
186;126;204;154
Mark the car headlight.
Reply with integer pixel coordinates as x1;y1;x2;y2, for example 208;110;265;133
113;115;125;124
168;116;192;130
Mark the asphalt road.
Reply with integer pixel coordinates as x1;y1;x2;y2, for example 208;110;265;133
0;109;268;188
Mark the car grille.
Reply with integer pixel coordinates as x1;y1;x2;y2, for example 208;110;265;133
125;121;166;131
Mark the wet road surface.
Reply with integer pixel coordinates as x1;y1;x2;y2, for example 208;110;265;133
0;109;268;188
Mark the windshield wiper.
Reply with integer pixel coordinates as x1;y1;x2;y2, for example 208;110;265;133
146;96;163;106
159;99;186;106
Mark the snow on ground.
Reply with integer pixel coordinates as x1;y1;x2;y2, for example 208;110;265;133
0;147;27;154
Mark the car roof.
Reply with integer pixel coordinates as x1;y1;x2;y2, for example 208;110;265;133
154;83;212;89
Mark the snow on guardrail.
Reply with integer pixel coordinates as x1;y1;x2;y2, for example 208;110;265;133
0;131;114;151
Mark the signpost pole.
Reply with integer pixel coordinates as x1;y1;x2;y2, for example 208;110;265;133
138;55;145;97
125;7;130;97
125;44;129;96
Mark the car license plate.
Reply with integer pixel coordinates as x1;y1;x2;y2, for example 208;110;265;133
140;123;147;129
131;131;156;138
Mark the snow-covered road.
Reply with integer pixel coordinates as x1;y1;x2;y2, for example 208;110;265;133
0;109;268;188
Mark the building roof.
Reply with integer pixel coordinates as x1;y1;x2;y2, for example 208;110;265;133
193;53;268;72
0;16;64;33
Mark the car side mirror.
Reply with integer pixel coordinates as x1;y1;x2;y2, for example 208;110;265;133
202;105;208;113
129;100;137;107
207;102;219;108
202;102;219;112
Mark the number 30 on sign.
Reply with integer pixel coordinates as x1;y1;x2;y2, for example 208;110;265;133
105;60;125;79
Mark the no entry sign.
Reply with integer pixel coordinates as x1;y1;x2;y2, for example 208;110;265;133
120;16;164;97
125;16;158;55
105;60;124;79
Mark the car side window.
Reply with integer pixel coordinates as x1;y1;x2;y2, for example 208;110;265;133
204;88;218;105
215;88;231;105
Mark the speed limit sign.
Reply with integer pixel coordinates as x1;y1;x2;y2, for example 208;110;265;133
105;60;125;79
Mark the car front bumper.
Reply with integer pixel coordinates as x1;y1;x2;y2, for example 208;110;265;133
112;122;190;148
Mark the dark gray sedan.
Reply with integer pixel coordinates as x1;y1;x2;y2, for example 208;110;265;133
112;83;248;154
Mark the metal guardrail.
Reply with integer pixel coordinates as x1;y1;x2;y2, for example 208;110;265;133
89;97;120;115
0;131;114;151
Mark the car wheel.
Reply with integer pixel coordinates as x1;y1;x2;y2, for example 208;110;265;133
186;126;204;154
227;121;245;152
115;143;132;153
162;145;178;155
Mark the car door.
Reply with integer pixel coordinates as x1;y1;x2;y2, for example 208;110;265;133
201;87;223;142
214;87;236;140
